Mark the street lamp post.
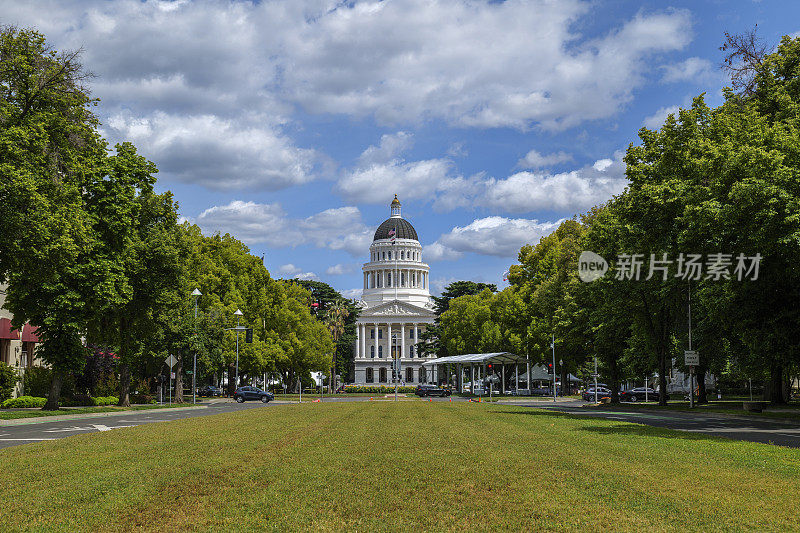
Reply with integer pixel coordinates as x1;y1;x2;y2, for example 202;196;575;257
234;309;243;390
192;288;202;405
551;334;556;403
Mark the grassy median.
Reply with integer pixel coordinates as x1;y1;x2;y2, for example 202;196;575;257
1;402;798;532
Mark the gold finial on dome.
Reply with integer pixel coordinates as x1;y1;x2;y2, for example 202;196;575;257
390;194;402;217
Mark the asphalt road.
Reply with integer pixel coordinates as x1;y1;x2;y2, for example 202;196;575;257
0;400;283;450
529;403;800;448
3;397;799;449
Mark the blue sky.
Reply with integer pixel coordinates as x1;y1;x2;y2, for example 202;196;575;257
3;0;798;298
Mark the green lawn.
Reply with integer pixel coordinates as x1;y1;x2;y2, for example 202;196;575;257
1;402;798;532
590;401;800;421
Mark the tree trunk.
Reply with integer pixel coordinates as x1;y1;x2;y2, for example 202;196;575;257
560;365;568;396
696;367;708;404
764;363;788;405
609;354;620;404
175;352;184;403
118;363;131;407
43;372;63;410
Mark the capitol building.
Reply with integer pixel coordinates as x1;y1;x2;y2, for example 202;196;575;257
353;196;437;385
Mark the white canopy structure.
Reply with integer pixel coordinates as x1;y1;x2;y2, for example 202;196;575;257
422;352;541;395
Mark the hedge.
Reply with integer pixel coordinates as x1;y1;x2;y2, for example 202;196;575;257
2;396;47;409
342;385;418;394
1;396;121;409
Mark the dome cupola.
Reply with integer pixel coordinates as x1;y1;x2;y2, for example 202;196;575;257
373;195;418;241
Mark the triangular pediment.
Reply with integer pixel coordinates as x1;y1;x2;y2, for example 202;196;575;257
360;299;434;318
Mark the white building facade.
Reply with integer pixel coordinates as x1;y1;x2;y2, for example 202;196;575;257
353;196;437;385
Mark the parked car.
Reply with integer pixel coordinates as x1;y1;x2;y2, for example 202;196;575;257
233;386;274;403
620;387;658;402
197;385;222;397
582;387;612;402
414;384;451;397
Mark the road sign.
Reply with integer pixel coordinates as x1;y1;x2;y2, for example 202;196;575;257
165;354;177;368
170;372;176;379
186;371;193;375
684;350;699;366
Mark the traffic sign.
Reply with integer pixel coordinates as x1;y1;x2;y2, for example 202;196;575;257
684;350;699;366
165;354;177;368
170;372;176;379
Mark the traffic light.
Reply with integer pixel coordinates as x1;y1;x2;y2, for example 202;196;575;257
245;328;253;343
487;363;493;372
547;362;553;373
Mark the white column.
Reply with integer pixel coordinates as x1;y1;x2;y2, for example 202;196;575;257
414;324;419;358
401;324;406;360
356;323;361;358
388;324;392;360
374;323;378;358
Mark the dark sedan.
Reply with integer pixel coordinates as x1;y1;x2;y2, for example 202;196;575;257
233;386;274;403
582;387;612;402
619;387;658;402
414;384;451;397
198;385;222;397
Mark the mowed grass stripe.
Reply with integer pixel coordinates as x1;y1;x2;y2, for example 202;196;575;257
1;402;799;532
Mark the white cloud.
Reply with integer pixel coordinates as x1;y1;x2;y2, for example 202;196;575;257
661;57;715;83
424;242;464;262
3;1;694;140
278;264;319;281
643;105;680;129
104;111;319;190
517;149;573;169
283;2;693;130
431;216;563;258
195;201;371;256
482;151;628;213
338;132;468;209
339;288;363;300
325;263;355;275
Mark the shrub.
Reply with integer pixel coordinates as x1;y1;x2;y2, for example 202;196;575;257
59;395;120;407
2;396;47;409
0;362;17;401
22;366;52;397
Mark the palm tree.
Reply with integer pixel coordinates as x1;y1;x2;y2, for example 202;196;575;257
324;300;349;393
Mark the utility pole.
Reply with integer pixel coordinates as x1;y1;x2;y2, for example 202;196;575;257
594;355;598;404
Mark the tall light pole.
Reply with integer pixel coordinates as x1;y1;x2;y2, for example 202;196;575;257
234;309;243;390
551;333;556;403
192;288;202;404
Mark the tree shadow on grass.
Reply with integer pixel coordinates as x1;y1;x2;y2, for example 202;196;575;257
491;409;727;444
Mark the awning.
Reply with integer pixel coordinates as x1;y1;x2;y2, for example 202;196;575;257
0;318;20;340
21;324;40;343
421;352;528;366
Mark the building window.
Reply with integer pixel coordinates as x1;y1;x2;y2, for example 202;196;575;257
409;329;415;339
388;251;392;260
401;250;405;260
401;272;405;287
387;272;392;286
370;346;375;358
409;345;414;357
382;252;385;260
378;345;383;358
366;368;374;383
379;368;387;383
406;367;414;382
378;328;383;339
370;329;374;339
419;368;427;383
